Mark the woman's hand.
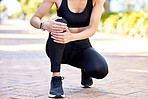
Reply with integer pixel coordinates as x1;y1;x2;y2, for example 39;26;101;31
51;27;73;44
43;17;67;33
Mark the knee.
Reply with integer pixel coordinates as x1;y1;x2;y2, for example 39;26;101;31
55;18;67;24
87;62;109;79
98;65;109;79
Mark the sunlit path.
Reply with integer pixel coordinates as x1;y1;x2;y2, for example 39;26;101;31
0;19;148;99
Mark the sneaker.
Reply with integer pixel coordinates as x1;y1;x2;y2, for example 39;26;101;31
81;69;93;88
48;76;65;98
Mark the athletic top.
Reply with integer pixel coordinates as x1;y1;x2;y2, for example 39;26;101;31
57;0;93;28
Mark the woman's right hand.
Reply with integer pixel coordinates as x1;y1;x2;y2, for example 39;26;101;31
43;17;67;33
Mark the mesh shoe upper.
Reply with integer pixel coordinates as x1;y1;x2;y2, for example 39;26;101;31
81;69;93;87
50;76;64;96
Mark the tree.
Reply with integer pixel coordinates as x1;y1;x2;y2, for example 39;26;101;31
17;0;56;19
104;0;111;12
0;5;6;12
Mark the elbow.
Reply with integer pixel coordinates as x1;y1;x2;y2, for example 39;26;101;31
89;26;97;37
92;27;97;35
30;17;33;26
30;15;36;27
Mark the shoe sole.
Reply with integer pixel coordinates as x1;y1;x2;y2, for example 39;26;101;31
48;94;65;98
80;84;94;88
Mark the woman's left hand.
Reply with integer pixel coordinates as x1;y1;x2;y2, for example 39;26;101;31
51;27;73;44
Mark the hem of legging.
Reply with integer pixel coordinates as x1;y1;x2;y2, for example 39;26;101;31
51;71;60;72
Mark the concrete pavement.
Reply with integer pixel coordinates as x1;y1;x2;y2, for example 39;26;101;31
0;19;148;99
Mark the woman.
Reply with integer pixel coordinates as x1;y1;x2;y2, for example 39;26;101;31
30;0;108;98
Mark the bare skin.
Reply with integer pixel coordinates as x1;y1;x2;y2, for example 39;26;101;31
30;0;104;77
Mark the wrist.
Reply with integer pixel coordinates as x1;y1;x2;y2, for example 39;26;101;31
70;33;77;42
44;21;52;32
42;22;46;31
40;22;45;31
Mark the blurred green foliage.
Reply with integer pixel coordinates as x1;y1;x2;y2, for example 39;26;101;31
17;0;56;19
98;10;148;38
9;11;22;18
12;0;148;38
0;5;6;12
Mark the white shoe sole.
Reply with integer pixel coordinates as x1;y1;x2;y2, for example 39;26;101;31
48;94;65;98
80;84;94;88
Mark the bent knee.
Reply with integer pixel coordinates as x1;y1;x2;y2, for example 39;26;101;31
55;18;67;24
87;63;109;79
97;67;109;79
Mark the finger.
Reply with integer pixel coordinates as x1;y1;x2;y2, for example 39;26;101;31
52;17;62;21
51;32;65;36
54;21;67;26
51;28;66;32
51;30;64;33
53;40;65;44
51;25;66;30
51;27;66;32
51;35;64;40
52;25;67;29
51;34;64;38
66;27;70;32
51;36;64;41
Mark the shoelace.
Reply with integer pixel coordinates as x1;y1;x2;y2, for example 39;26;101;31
53;77;64;88
61;77;64;80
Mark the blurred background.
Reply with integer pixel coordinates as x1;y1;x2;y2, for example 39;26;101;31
0;0;148;38
0;0;148;98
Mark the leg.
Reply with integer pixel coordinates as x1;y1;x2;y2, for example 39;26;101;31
72;47;109;79
46;18;67;73
46;34;65;73
46;19;67;98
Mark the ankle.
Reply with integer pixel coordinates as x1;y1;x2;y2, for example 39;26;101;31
52;72;60;77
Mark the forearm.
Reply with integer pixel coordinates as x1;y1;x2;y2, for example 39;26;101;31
30;16;42;29
71;26;96;41
50;0;104;44
30;0;55;30
71;0;103;41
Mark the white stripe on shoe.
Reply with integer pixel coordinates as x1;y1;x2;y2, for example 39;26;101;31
48;94;65;98
80;84;94;88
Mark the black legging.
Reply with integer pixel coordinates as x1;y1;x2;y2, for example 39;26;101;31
45;19;108;79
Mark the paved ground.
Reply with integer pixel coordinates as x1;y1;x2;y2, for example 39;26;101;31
0;19;148;99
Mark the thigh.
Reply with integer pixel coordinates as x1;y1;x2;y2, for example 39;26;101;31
46;33;65;59
72;47;108;75
77;47;108;78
